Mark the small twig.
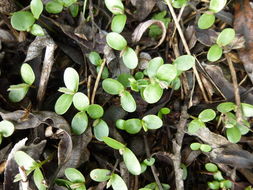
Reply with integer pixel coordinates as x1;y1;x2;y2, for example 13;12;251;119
18;166;30;190
87;75;92;100
91;59;106;104
164;0;209;103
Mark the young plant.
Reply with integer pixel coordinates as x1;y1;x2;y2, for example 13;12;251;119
102;78;136;112
56;168;86;190
8;63;35;102
140;157;155;173
190;142;212;152
90;168;128;190
14;151;47;190
0;120;15;144
102;137;141;175
116;114;163;134
205;163;233;190
88;51;109;79
45;0;77;14
158;107;171;119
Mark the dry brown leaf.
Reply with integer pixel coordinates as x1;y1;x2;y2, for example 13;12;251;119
132;0;156;21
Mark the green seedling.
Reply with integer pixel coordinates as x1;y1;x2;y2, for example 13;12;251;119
140;182;170;190
0;120;15;144
8;63;35;102
158;107;171;119
116;114;163;134
88;51;109;79
46;0;77;14
90;168;127;190
14;151;47;190
190;142;212;152
104;0;125;15
140;157;155;173
102;78;136;112
56;168;86;190
102;137;141;175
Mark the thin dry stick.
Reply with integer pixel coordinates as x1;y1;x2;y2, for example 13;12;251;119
91;59;106;104
164;0;209;103
18;166;30;190
87;75;92;100
225;54;242;122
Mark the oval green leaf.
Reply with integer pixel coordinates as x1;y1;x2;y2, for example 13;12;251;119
190;142;201;151
14;151;37;170
64;67;79;92
200;144;212;152
104;0;124;14
73;92;89;111
208;181;220;190
33;168;46;190
9;85;29;103
142;115;163;130
30;24;45;36
106;32;127;50
217;102;236;113
45;0;64;14
111;174;128;190
87;104;104;119
205;163;218;172
102;136;126;150
69;3;79;17
111;14;127;33
173;55;195;71
93;119;109;141
216;28;235;47
207;44;223;62
122;148;141;175
198;109;216;122
88;51;102;66
241;103;253;117
188;119;206;134
120;91;136;112
65;168;85;183
0;120;14;137
55;94;73;115
21;63;35;85
117;73;134;88
122;47;138;69
198;13;215;29
71;111;88;135
210;0;227;13
102;78;124;95
90;169;111;182
156;64;177;82
147;57;164;78
31;0;43;19
226;126;241;143
116;119;125;130
11;11;35;31
143;83;163;104
123;119;142;134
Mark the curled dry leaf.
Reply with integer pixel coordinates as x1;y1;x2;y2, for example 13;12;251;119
195;28;218;47
132;20;166;49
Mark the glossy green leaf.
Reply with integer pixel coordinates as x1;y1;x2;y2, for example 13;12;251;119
102;137;126;150
90;169;111;182
142;115;163;130
122;148;141;175
64;67;79;92
69;3;79;17
71;111;88;135
156;64;177;82
188;119;206;134
123;119;142;134
122;47;138;69
200;144;212;152
241;103;253;117
173;55;195;71
73;92;89;111
33;168;46;190
88;52;102;66
55;94;73;115
198;109;216;122
14;151;37;170
45;0;64;14
143;83;163;104
209;0;227;13
102;78;124;95
30;24;45;36
172;0;188;8
158;107;170;118
213;171;224;181
143;157;155;166
141;163;147;173
104;0;124;14
65;168;85;183
117;73;134;88
0;120;14;137
208;181;220;190
87;104;104;119
111;14;127;33
135;72;144;80
111;174;128;190
62;0;77;7
21;63;35;85
93;119;109;141
216;28;235;47
190;142;201;151
120;91;136;112
31;0;43;19
226;126;241;143
220;180;232;189
198;13;215;29
11;11;35;31
147;57;164;78
207;44;223;62
205;163;218;172
116;119;125;130
106;32;127;50
8;85;29;103
217;102;236;113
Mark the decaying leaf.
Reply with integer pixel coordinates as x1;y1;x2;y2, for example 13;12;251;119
132;0;156;21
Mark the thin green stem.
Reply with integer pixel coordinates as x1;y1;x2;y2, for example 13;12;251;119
82;0;88;20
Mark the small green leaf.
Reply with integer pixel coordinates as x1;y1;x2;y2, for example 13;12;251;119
205;163;218;172
88;52;102;66
156;64;177;82
58;87;75;95
90;169;111;182
104;0;124;14
111;14;127;33
220;180;232;189
61;0;77;7
207;44;223;62
226;126;241;143
87;104;104;119
30;24;44;36
123;119;142;134
209;0;227;13
69;3;79;17
0;120;14;137
9;85;29;103
200;144;212;152
73;92;89;111
241;103;253;117
142;115;163;130
31;0;43;19
55;94;73;115
120;91;136;112
97;66;109;79
111;174;128;190
143;83;163;104
11;11;35;31
33;168;46;190
71;111;88;135
198;109;216;122
198;13;215;29
217;102;236;113
172;0;188;8
106;32;127;50
213;171;224;181
122;148;141;175
116;119;125;130
158;107;170;118
102;78;124;95
14;151;37;170
208;181;220;190
143;157;155;166
188;119;206;134
122;47;138;69
64;67;79;92
45;0;64;14
93;119;109;141
190;142;201;151
216;28;235;47
65;168;85;183
21;63;35;85
237;121;250;135
134;72;144;80
117;73;134;88
102;137;126;150
147;57;164;78
141;163;147;173
173;55;195;71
